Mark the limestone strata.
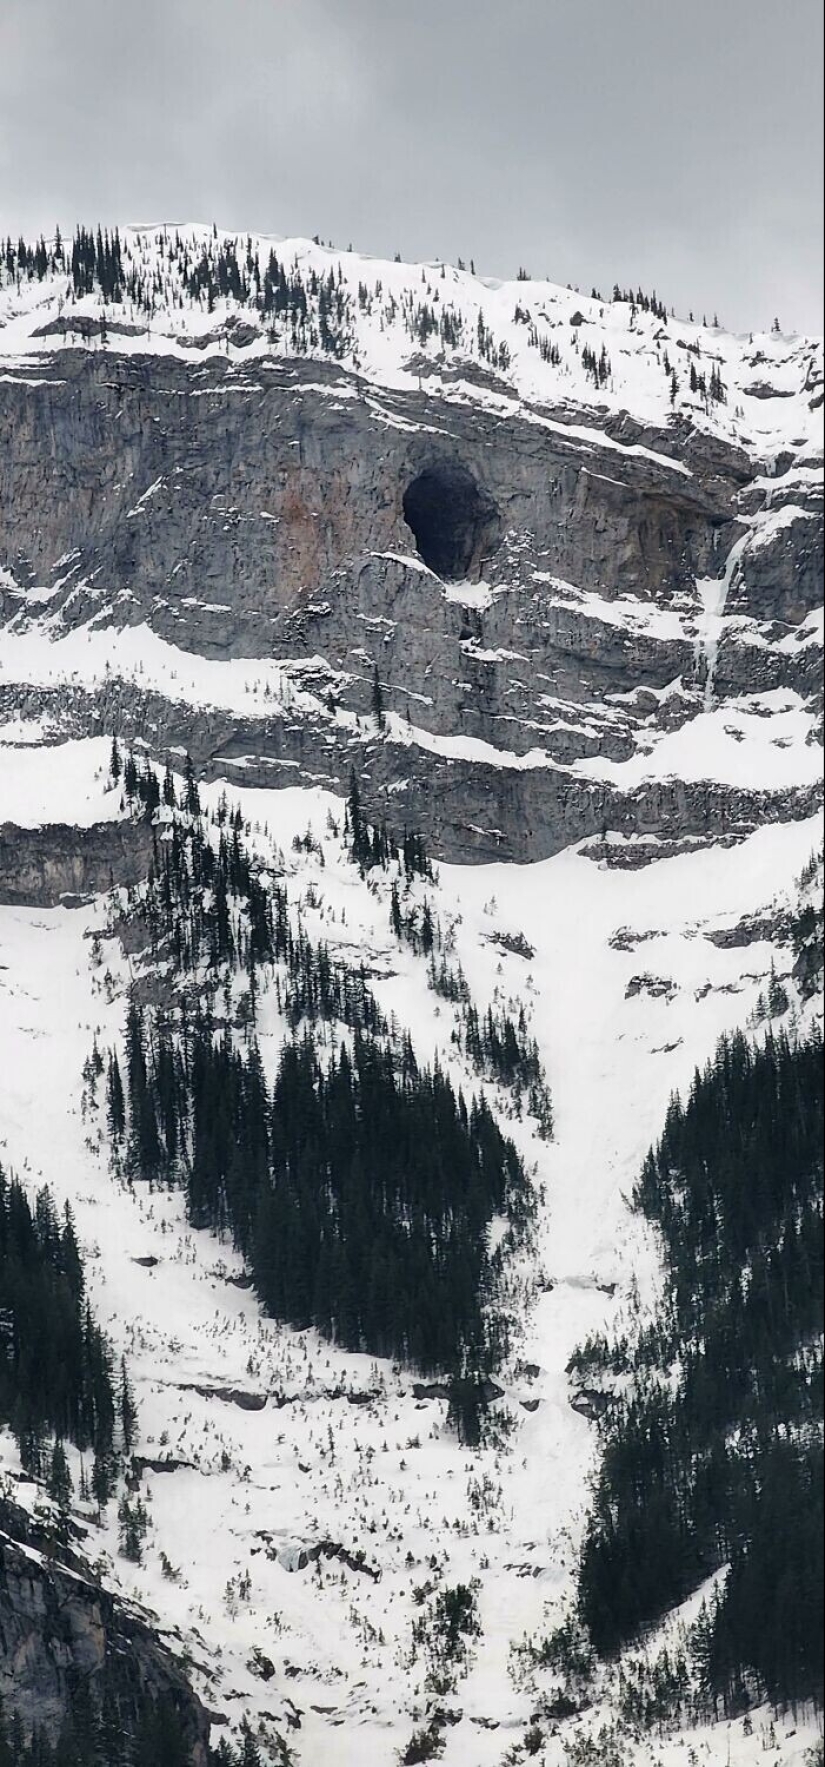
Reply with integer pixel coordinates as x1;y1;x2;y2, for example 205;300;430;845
0;351;821;863
0;818;154;904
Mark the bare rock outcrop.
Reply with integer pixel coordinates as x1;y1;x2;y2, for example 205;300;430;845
0;351;821;864
0;1496;209;1761
0;818;154;904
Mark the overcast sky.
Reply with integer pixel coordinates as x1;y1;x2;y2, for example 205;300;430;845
1;0;822;334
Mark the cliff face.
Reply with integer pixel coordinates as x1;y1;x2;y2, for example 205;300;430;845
0;1497;209;1762
0;818;154;904
1;352;749;626
0;233;821;863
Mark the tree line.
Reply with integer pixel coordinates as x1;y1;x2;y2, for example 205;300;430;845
111;1005;527;1379
107;760;537;1385
574;1026;823;1717
0;1165;132;1507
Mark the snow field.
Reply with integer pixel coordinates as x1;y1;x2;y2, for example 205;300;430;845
1;224;822;467
0;733;821;1762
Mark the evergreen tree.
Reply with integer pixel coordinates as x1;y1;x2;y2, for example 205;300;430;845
106;1053;126;1142
118;1492;149;1562
575;1027;824;1710
113;1011;528;1377
0;1166;119;1466
92;1442;116;1516
47;1438;73;1512
183;753;200;816
119;1357;137;1453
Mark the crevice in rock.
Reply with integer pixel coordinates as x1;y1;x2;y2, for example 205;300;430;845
402;462;500;580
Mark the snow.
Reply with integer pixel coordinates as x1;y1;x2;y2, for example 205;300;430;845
516;398;694;474
574;691;822;791
695;526;752;707
745;502;816;549
443;577;494;609
369;549;437;577
0;725;820;1763
0;602;818;801
0;618;327;719
532;571;695;642
0;714;60;745
0;733;122;826
1;224;821;463
126;476;164;518
689;483;823;711
364;685;821;794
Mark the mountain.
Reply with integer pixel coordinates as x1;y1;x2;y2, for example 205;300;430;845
1;223;821;866
0;223;822;1767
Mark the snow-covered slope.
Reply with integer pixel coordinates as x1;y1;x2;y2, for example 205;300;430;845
1;224;822;457
0;730;821;1764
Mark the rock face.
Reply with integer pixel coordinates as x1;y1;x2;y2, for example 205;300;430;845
0;1497;209;1762
0;254;822;864
0;354;746;634
0;818;155;904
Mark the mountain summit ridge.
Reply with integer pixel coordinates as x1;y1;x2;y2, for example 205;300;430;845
2;221;822;449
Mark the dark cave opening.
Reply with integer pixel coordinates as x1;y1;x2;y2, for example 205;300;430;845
402;463;500;580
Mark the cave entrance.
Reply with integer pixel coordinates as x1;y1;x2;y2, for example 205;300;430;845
402;463;499;580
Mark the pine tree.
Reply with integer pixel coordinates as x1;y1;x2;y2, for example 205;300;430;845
767;961;789;1017
106;1052;126;1142
92;1443;116;1516
119;1357;137;1453
123;751;138;801
48;1438;73;1511
183;753;200;816
0;1165;120;1472
238;1721;264;1767
390;882;402;940
576;1025;823;1697
118;1492;149;1562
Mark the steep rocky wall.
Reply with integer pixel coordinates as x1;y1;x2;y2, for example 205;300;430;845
0;685;818;868
0;350;821;865
0;1498;209;1761
0;352;749;648
0;818;154;904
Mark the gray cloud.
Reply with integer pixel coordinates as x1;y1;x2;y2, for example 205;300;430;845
1;0;822;332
